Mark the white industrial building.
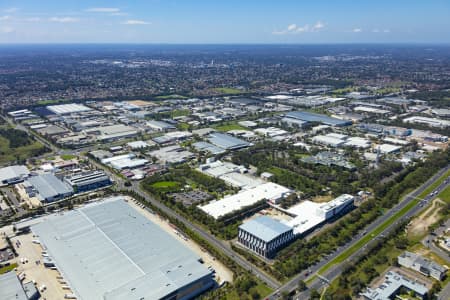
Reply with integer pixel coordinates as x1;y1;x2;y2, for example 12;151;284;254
0;165;30;186
361;271;429;300
344;137;371;149
284;194;354;235
312;133;371;149
200;182;291;219
47;103;92;115
148;145;194;165
378;143;402;154
146;120;176;131
198;160;262;190
354;106;390;115
84;124;138;141
127;140;151;149
101;153;148;170
398;251;447;281
64;170;111;193
254;127;288;138
30;197;215;300
238;216;295;258
403;116;450;128
312;135;346;147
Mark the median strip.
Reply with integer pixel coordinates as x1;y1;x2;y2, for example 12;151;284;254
316;168;449;277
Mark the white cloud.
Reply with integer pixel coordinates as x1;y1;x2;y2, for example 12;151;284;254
49;17;79;23
86;7;120;13
287;24;297;31
312;21;325;31
0;15;11;21
110;12;128;16
352;28;362;33
372;28;390;33
122;19;150;25
0;26;14;33
24;17;41;22
273;21;325;35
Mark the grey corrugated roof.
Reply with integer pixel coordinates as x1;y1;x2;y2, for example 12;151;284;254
208;132;250;150
285;111;352;126
0;165;29;183
64;171;110;187
0;272;28;300
193;141;226;155
239;215;292;242
31;197;212;300
27;174;73;200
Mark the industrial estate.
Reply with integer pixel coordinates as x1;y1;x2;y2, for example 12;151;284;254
0;43;449;300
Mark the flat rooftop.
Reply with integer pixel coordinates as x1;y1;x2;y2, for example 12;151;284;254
200;182;291;219
31;197;213;300
0;272;28;300
285;111;352;126
239;215;292;242
47;103;92;115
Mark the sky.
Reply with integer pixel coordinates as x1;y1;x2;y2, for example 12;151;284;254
0;0;449;44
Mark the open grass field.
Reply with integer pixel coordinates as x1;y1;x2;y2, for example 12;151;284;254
226;283;272;300
155;94;188;100
0;263;18;274
213;87;244;94
60;154;76;161
171;109;191;117
214;123;249;132
36;99;70;105
0;136;47;165
150;181;180;189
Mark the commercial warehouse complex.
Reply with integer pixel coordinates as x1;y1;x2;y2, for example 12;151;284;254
25;174;74;203
31;197;215;300
200;182;291;219
0;271;39;300
236;194;355;257
398;251;447;281
285;194;355;235
0;165;30;186
64;170;111;193
284;111;352;127
361;271;429;300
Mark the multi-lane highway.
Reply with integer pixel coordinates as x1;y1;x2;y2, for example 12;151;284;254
268;164;450;299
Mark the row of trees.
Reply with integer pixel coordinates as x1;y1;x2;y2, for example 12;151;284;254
270;149;449;280
0;127;32;148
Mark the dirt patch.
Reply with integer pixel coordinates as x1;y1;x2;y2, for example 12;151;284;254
407;198;445;238
312;195;333;203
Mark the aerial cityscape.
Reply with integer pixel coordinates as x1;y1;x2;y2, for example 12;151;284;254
0;1;449;300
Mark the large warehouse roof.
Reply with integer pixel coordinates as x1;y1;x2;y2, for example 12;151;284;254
47;103;92;115
0;165;29;184
285;111;352;126
208;132;251;150
31;197;212;300
27;174;73;200
200;182;291;219
0;272;28;300
239;216;292;242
